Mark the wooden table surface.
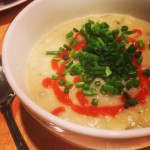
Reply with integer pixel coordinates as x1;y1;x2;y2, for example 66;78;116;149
0;1;85;150
0;1;150;150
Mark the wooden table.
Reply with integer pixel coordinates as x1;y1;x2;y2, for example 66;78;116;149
0;1;150;150
0;1;85;150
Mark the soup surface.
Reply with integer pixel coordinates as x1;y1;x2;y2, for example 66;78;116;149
27;14;150;130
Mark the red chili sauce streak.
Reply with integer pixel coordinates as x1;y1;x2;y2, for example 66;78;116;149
42;77;52;88
135;66;150;104
73;76;82;83
127;29;145;51
70;32;87;51
51;107;65;116
42;28;149;117
133;29;142;36
76;90;89;106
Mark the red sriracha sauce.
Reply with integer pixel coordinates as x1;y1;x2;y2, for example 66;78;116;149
51;107;65;116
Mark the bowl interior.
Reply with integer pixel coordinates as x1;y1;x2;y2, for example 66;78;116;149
2;0;150;139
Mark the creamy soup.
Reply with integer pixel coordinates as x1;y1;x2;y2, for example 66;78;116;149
26;14;150;130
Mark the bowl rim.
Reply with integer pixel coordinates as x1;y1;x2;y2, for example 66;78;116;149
2;0;150;139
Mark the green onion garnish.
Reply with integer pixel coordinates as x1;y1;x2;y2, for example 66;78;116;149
66;31;73;38
58;80;65;86
75;82;85;88
52;74;59;80
46;51;59;55
135;51;142;58
91;98;98;106
124;98;138;109
65;81;73;88
143;69;150;76
138;40;144;48
73;28;79;32
63;44;71;50
65;60;73;69
136;58;142;65
121;26;128;31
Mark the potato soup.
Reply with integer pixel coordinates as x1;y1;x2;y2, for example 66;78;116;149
26;14;150;130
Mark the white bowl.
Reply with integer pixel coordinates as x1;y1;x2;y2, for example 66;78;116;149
2;0;150;149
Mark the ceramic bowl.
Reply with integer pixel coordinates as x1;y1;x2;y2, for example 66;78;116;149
2;0;150;149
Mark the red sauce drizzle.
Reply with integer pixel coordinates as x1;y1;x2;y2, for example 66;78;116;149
70;32;87;51
133;29;142;36
51;59;59;71
135;66;150;104
52;79;123;116
51;107;66;116
73;76;82;83
76;90;89;106
42;77;52;88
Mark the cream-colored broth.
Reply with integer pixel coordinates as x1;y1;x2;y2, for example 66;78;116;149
27;14;150;130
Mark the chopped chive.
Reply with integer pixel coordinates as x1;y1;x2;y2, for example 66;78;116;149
61;69;71;76
63;44;71;50
58;80;65;86
125;37;130;44
53;56;60;61
69;49;75;57
73;28;79;32
83;90;93;96
83;88;97;96
128;98;138;105
59;47;65;51
65;60;73;69
112;29;119;36
46;51;59;55
123;31;133;35
138;40;144;48
124;98;138;109
119;33;125;40
143;69;150;76
71;40;77;47
66;31;73;38
75;82;85;88
97;38;105;46
83;82;90;90
135;51;142;58
88;19;94;24
62;55;68;60
52;74;59;80
68;38;74;44
121;26;128;32
103;84;115;93
64;87;69;94
91;98;98;106
72;52;83;59
136;58;142;65
127;44;137;53
117;42;125;50
105;66;112;77
65;81;73;88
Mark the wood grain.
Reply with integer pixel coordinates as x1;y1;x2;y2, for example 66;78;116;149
0;1;150;150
